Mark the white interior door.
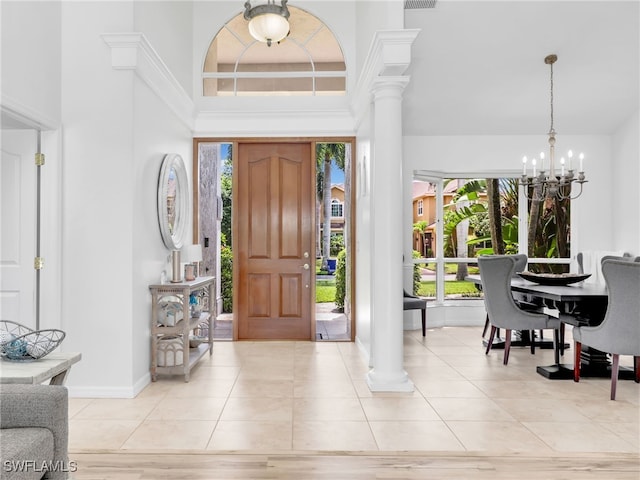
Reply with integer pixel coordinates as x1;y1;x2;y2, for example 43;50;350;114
1;129;37;328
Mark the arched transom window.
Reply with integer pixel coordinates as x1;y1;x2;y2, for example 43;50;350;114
203;6;346;96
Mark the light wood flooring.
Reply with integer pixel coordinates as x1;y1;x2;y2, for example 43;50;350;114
68;326;639;479
72;452;640;479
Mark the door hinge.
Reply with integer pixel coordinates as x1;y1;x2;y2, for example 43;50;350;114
34;257;44;270
35;153;45;166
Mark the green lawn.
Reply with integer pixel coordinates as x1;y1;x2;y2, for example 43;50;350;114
315;278;480;302
417;280;480;298
316;279;336;303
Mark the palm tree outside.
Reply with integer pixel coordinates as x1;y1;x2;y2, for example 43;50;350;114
316;143;345;271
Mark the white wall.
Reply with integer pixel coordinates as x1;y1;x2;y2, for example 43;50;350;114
60;1;136;394
354;135;372;358
354;0;404;75
1;1;61;126
611;111;640;256
134;1;193;96
132;79;192;388
57;1;193;396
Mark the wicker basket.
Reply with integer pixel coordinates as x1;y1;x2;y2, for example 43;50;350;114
0;320;65;361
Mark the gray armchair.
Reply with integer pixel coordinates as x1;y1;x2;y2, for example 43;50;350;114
0;384;69;480
573;259;640;400
481;253;533;337
575;251;631;285
478;255;562;365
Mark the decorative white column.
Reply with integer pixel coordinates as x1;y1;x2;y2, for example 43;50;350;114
366;76;414;392
352;29;420;392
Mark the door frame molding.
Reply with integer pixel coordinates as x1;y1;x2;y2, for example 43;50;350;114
192;136;356;341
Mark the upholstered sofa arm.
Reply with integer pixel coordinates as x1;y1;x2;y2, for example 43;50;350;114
0;384;69;479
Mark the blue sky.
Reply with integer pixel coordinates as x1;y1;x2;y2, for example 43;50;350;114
331;163;344;184
221;143;345;185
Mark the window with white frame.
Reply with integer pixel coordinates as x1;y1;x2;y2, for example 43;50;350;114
203;7;346;97
331;199;343;218
417;199;423;216
411;175;572;303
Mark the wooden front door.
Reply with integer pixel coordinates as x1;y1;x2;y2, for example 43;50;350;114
236;142;314;340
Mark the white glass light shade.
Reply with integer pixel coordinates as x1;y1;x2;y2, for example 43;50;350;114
181;244;203;263
248;13;289;44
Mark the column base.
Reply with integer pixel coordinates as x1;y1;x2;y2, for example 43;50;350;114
366;369;415;392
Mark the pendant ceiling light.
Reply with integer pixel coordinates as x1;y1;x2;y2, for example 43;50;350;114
243;0;290;47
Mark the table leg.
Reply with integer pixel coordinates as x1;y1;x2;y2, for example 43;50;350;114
49;369;69;385
537;346;636;380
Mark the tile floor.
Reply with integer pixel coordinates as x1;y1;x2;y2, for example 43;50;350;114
68;326;639;455
214;303;351;341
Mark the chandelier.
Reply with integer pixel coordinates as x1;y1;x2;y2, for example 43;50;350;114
243;0;290;47
520;54;587;201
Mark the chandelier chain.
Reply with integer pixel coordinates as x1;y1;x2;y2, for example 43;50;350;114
549;60;554;133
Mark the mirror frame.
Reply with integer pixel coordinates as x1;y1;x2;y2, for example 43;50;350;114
157;153;189;250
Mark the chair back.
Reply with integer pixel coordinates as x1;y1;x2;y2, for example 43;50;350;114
478;255;548;330
593;259;640;356
512;254;528;277
600;255;633;265
576;251;630;284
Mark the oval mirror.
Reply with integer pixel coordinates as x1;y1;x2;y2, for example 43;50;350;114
157;153;189;250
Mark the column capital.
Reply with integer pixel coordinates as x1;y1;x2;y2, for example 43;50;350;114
352;29;420;130
371;76;411;101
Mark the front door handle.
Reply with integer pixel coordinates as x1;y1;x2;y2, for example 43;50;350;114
302;263;310;270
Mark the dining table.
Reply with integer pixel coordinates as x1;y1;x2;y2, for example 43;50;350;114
467;274;635;380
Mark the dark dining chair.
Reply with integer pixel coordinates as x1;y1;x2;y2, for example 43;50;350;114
572;259;640;400
403;290;426;337
478;255;562;365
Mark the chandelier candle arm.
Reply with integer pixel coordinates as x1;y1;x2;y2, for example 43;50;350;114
519;54;588;201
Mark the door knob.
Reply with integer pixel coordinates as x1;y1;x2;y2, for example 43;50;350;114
302;263;310;270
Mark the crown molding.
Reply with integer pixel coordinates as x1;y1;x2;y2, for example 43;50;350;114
351;29;420;130
1;93;59;130
102;33;195;130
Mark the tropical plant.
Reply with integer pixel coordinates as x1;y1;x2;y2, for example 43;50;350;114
412;250;422;295
443;180;487;278
330;233;344;257
527;195;571;273
220;146;233;246
220;233;233;313
334;249;347;310
486;178;505;255
316;143;345;270
413;220;429;256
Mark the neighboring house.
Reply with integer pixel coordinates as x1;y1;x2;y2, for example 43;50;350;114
411;180;455;257
320;184;346;237
412;180;486;257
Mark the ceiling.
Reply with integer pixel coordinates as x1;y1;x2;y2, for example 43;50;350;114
2;1;636;138
402;1;639;136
